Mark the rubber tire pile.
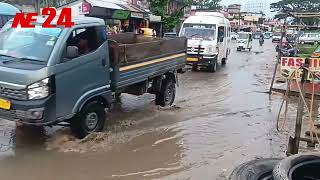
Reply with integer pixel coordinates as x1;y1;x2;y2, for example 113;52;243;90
229;152;320;180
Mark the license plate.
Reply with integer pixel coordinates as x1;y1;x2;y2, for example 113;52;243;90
0;99;11;110
187;57;198;62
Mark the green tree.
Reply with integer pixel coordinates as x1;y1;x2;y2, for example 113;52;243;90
271;0;320;26
148;0;192;32
193;0;221;10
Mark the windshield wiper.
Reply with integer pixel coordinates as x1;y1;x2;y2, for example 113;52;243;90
0;54;18;59
2;57;45;64
190;33;198;37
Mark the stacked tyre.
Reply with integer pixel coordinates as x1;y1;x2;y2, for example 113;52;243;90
229;153;320;180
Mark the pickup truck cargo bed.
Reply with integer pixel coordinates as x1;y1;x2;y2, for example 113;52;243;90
108;33;186;89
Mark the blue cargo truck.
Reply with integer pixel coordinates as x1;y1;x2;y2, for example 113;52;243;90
0;17;186;138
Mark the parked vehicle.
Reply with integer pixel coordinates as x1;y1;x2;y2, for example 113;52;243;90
179;11;231;72
272;32;282;42
0;2;20;30
280;44;298;57
139;28;156;37
264;31;272;39
312;46;320;57
231;32;238;40
299;32;320;44
0;17;186;138
237;32;252;51
275;41;289;52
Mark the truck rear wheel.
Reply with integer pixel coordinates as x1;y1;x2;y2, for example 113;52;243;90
156;78;176;107
70;101;106;138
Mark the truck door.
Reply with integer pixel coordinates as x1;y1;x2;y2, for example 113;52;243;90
217;26;226;61
54;26;110;118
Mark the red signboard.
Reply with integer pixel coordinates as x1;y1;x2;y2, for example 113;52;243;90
280;57;320;80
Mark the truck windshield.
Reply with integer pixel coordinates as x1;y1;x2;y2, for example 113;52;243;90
181;27;215;41
0;24;62;62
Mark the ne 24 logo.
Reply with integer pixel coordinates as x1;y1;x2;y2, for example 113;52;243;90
12;8;74;28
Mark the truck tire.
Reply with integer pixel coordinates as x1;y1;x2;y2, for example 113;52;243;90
208;59;217;72
229;158;281;180
192;64;198;71
70;101;106;138
155;77;176;107
273;153;320;180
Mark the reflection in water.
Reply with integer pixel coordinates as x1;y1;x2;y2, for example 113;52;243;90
0;120;15;160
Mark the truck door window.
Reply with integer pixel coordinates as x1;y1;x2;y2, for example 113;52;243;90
218;27;225;42
64;26;106;60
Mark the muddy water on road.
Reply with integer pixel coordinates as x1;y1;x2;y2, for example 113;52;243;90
0;40;288;179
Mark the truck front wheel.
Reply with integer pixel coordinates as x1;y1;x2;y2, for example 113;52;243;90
71;101;106;138
155;78;176;107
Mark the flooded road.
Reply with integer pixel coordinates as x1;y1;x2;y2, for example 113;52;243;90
0;40;291;179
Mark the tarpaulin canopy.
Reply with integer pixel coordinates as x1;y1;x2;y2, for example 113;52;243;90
0;2;20;16
86;0;123;10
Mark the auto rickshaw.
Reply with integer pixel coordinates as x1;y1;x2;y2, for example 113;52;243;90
237;32;253;51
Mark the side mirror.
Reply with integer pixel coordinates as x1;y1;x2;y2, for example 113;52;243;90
66;46;79;59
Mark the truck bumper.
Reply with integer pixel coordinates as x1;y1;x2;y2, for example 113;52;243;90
0;94;57;126
186;55;217;66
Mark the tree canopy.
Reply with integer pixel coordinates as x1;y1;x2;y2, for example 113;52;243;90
148;0;192;32
271;0;320;25
193;0;221;10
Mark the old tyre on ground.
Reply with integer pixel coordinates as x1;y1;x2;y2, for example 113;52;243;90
229;158;281;180
273;153;320;180
155;77;176;107
70;101;106;138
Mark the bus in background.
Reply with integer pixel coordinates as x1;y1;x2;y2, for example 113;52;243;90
0;2;20;30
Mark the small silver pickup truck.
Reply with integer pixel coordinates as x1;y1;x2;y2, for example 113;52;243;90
0;16;186;138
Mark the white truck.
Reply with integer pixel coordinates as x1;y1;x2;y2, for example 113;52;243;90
179;12;231;72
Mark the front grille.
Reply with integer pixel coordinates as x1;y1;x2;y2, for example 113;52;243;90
187;46;205;54
0;88;27;100
0;108;22;120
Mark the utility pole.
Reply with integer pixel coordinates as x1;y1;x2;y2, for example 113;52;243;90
238;12;241;32
34;0;41;14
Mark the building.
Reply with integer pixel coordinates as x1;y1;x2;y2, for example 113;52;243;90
225;4;265;32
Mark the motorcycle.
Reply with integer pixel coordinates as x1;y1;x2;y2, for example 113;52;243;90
259;39;264;46
280;44;298;57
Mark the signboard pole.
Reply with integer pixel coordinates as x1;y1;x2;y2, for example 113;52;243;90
269;17;287;94
290;58;310;155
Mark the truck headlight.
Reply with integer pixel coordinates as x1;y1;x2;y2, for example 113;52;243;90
27;78;50;100
206;45;214;54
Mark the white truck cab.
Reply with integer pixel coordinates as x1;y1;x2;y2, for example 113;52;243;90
179;12;231;72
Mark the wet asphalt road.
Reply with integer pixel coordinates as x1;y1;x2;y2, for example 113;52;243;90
0;40;290;180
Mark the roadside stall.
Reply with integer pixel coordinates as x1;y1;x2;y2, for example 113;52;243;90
270;12;320;155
